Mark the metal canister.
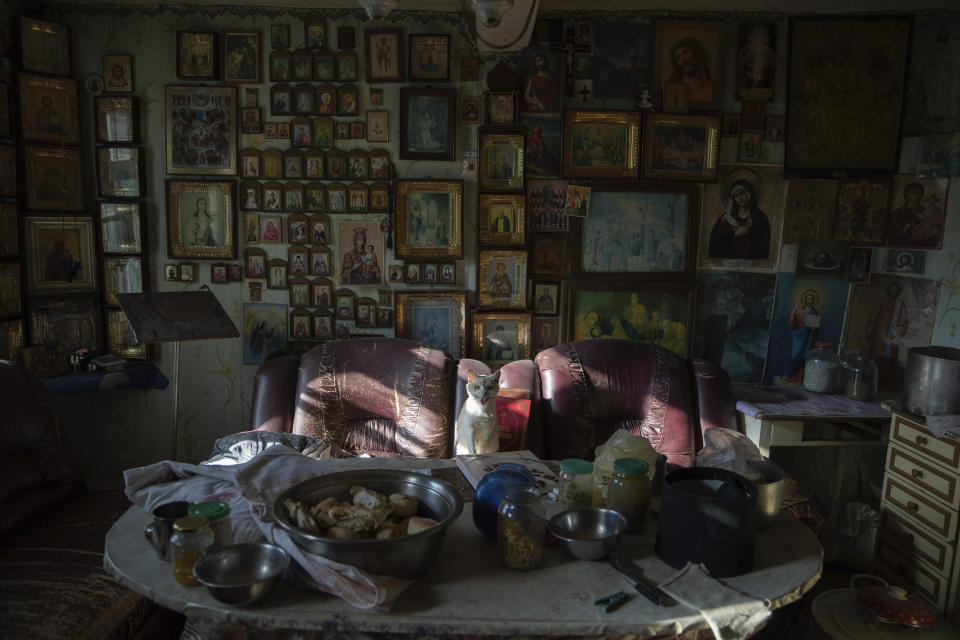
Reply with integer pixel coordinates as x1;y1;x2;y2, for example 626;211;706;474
904;346;960;416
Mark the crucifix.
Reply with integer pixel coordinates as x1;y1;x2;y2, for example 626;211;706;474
551;33;590;97
578;82;592;103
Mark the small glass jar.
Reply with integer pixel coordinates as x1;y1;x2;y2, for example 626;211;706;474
497;486;545;571
188;501;232;547
557;458;594;509
844;354;878;402
606;458;650;533
170;515;215;587
803;342;840;393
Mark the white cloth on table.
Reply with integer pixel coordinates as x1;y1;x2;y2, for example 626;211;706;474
123;446;412;609
658;562;771;640
924;415;960;439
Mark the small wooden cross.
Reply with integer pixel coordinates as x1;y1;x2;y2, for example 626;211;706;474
578;83;592;102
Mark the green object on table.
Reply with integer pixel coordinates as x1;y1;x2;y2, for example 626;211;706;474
594;590;630;612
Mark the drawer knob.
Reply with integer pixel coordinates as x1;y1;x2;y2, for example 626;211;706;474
916;435;928;446
901;532;915;544
907;501;920;513
911;468;924;479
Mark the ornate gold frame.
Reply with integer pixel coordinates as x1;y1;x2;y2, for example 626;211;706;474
19;74;79;144
165;179;236;259
470;311;532;367
477;248;528;310
478;128;525;192
641;113;720;182
562;110;641;179
394;179;464;260
25;215;97;293
478;193;525;247
107;309;149;359
395;291;466;360
164;85;237;176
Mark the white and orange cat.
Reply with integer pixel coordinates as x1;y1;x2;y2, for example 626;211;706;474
455;370;501;455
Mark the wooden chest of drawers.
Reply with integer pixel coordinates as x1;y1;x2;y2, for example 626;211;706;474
877;410;960;621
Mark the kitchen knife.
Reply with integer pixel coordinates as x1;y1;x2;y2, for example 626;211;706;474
609;554;661;606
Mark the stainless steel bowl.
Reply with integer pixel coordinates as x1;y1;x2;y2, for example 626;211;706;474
548;508;626;561
193;542;289;606
274;469;464;578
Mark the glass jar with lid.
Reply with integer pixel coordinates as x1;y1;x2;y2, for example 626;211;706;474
170;515;215;587
188;500;232;546
803;342;840;393
557;458;594;510
606;458;650;533
497;486;545;570
844;354;878;402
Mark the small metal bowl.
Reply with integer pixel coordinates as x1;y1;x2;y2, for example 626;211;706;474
193;542;289;606
548;508;627;561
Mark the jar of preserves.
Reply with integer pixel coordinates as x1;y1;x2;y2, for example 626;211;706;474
844;354;878;402
188;501;232;546
557;458;594;509
497;486;544;570
606;458;650;533
170;515;215;587
803;342;840;393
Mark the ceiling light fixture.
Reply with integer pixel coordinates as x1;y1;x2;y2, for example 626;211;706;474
357;0;398;21
471;0;515;27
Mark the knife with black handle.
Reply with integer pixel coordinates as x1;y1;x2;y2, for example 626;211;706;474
609;555;661;606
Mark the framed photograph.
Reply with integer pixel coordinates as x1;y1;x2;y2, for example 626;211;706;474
526;179;569;232
164;264;179;281
641;113;720;182
355;297;377;328
795;240;849;279
182;264;197;284
24;145;84;211
262;149;282;179
243;212;260;243
103;256;143;306
569;282;694;357
283;149;303;178
177;31;218;80
736;24;776;103
95;96;138;143
365;28;403;83
395;291;467;359
0;204;19;257
0;262;22;317
245;248;267;279
400;87;455;161
308;246;329;277
471;312;532;368
532;316;560;354
267;258;288;289
260;214;282;243
847;247;873;283
460;96;482;124
786;17;910;176
270;23;289;49
210;263;228;284
529;233;566;279
28;295;101;354
313;51;335;82
369;149;391;179
335;122;349;140
289;276;310;308
25;215;97;293
284;182;304;211
533;282;560;315
97;146;143;198
521;114;562;179
270;51;291;83
562;110;641;179
478;194;525;247
100;202;142;254
305;182;325;211
654;20;725;111
290;309;311;340
20;17;71;77
277;123;290;139
833;178;891;246
304;149;323;178
478;249;528;310
240;148;261;178
347;183;368;212
166;179;236;259
311;277;333;307
337;51;359;82
312;309;333;339
886;249;926;275
326;182;346;212
404;263;420;283
518;48;563;115
305;16;327;49
367;111;389;142
421;263;437;283
338;85;359;116
370;183;390;213
488;92;516;125
395;179;464;259
242;303;287;365
435;263;454;284
886;176;950;249
287;213;308;244
387;263;403;283
292;83;313;116
263;123;277;139
479;128;524;192
288;244;309;276
18;74;80;144
165;85;237;175
263;182;282;211
292;49;313;81
409;34;449;82
738;131;762;163
223;30;261;84
337;220;383;285
240;106;261;134
334;288;355;321
102;55;133;92
350;121;365;139
227;264;243;282
577;184;698;278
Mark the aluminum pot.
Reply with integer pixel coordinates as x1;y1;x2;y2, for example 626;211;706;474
903;346;960;417
274;469;463;578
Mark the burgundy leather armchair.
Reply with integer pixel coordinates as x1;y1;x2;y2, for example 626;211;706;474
247;337;735;466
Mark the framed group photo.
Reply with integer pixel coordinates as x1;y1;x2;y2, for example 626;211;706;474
562;111;641;179
395;291;467;359
394;179;464;259
166;179;236;259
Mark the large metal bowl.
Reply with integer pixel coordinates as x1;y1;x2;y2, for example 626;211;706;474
193;542;289;606
548;508;626;561
274;469;464;578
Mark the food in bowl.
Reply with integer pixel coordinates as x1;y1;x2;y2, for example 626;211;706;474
283;484;439;540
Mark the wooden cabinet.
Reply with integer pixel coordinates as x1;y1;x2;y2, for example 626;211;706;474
877;410;960;621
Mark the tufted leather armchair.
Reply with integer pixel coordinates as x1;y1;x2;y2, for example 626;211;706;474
247;337;736;465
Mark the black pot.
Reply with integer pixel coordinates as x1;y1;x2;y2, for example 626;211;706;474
655;466;758;578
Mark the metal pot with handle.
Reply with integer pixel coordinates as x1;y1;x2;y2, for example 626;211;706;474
903;346;960;417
